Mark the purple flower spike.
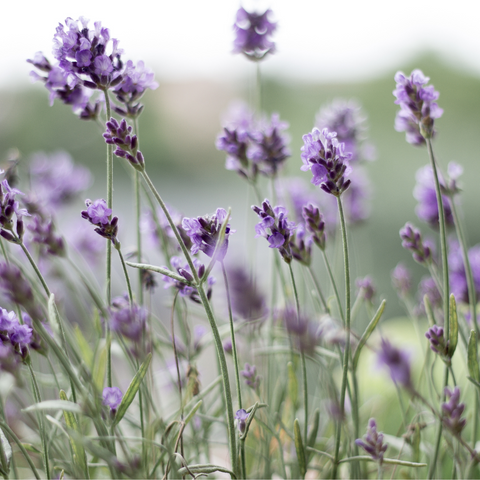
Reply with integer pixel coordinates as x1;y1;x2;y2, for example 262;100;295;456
300;127;352;197
425;325;448;356
182;208;233;261
393;69;443;145
442;387;466;435
110;294;147;344
449;240;480;304
81;199;119;246
356;276;376;302
0;178;30;242
399;222;432;265
10;324;33;347
27;215;66;257
233;7;277;61
355;418;388;464
377;338;412;389
302;204;326;250
279;307;320;355
235;408;250;434
102;386;123;411
391;263;412;297
241;363;260;390
103;118;145;171
0;309;19;334
252;199;296;263
288;223;312;266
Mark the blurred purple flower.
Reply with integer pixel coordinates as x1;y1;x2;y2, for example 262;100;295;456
418;276;442;313
27;215;65;257
425;325;448;356
449;240;480;304
355;418;388;463
442;387;466;435
356;276;376;302
235;409;249;434
393;69;443;145
241;363;260;390
377;338;412;388
279;307;320;354
102;386;123;411
391;263;412;297
399;223;432;265
110;294;147;343
233;7;277;60
302;203;326;250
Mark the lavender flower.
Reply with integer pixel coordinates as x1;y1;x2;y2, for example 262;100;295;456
27;215;66;256
9;324;33;347
0;309;20;334
289;224;313;266
342;167;371;224
399;223;432;265
300;128;352;197
241;363;260;390
252;200;296;263
315;99;375;164
279;307;320;354
162;256;215;304
29;151;92;207
391;263;412;297
0;343;20;375
182;208;232;261
223;339;233;354
355;418;388;463
81;199;119;245
302;204;326;250
102;386;123;412
103;117;145;170
110;294;147;343
112;60;159;118
425;325;448;356
413;165;453;229
226;265;267;321
441;387;466;435
0;178;29;242
233;7;277;60
235;409;249;434
393;69;443;145
356;276;376;302
449;240;480;304
377;338;412;388
417;276;442;314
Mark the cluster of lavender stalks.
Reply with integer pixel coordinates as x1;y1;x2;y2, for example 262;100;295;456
0;7;479;480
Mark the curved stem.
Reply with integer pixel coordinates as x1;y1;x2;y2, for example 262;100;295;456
19;243;50;297
332;196;351;479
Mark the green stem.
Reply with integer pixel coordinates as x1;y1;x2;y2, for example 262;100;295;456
133;118;144;305
288;264;308;445
27;362;50;479
307;265;329;314
141;169;238;476
255;62;262;115
116;246;134;305
19;243;50;297
321;250;345;324
332;196;351;479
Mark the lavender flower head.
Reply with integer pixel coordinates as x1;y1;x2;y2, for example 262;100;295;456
110;294;147;343
102;386;123;412
27;215;66;257
393;69;443;145
391;263;412;297
182;208;233;261
377;338;412;388
0;178;30;243
289;223;313;266
233;7;277;60
300;128;352;196
441;387;466;435
413;165;453;229
302;204;326;250
399;223;433;265
81;199;119;246
241;363;260;390
279;307;320;354
425;325;448;357
355;418;388;463
315;99;375;163
418;276;442;314
356;276;376;302
29;151;92;207
252;200;296;263
235;409;249;434
104;118;145;170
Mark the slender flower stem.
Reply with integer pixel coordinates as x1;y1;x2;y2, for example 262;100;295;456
255;62;262;115
133;118;144;305
116;246;134;305
140;169;238;476
332;196;352;479
321;250;345;324
307;265;329;314
288;263;309;445
19;242;50;297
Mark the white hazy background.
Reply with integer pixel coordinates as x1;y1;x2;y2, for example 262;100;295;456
3;0;480;88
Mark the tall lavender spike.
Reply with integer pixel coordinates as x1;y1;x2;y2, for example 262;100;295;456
81;198;119;246
241;363;260;390
441;387;466;435
302;203;326;250
355;418;388;463
300;127;352;197
399;222;433;265
393;69;443;145
425;325;448;357
233;7;277;61
377;338;412;389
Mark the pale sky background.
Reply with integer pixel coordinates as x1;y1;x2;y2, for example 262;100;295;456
3;0;480;88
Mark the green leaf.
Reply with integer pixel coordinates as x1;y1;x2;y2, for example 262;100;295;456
48;293;62;343
93;342;108;393
113;353;152;427
74;325;94;369
468;330;480;382
22;444;42;454
59;390;88;477
126;262;189;284
240;402;259;440
294;418;306;479
424;294;436;327
353;300;386;369
184;400;202;426
288;362;298;408
307;409;320;450
412;423;421;464
0;427;11;475
448;294;458;358
177;463;236;479
23;400;83;414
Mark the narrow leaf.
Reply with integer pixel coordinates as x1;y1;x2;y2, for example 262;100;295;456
0;427;11;474
48;293;62;343
93;342;108;393
307;409;320;465
126;262;189;284
294;418;306;479
59;390;88;477
24;400;83;414
353;300;386;369
184;400;202;426
74;325;94;368
288;362;298;408
113;353;152;427
412;423;421;464
448;294;458;358
240;402;259;440
468;330;480;382
22;444;42;454
424;294;436;327
177;463;236;479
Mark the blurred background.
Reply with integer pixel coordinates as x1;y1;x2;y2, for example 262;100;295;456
2;0;480;319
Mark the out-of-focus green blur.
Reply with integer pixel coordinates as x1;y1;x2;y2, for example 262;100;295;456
1;52;480;318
